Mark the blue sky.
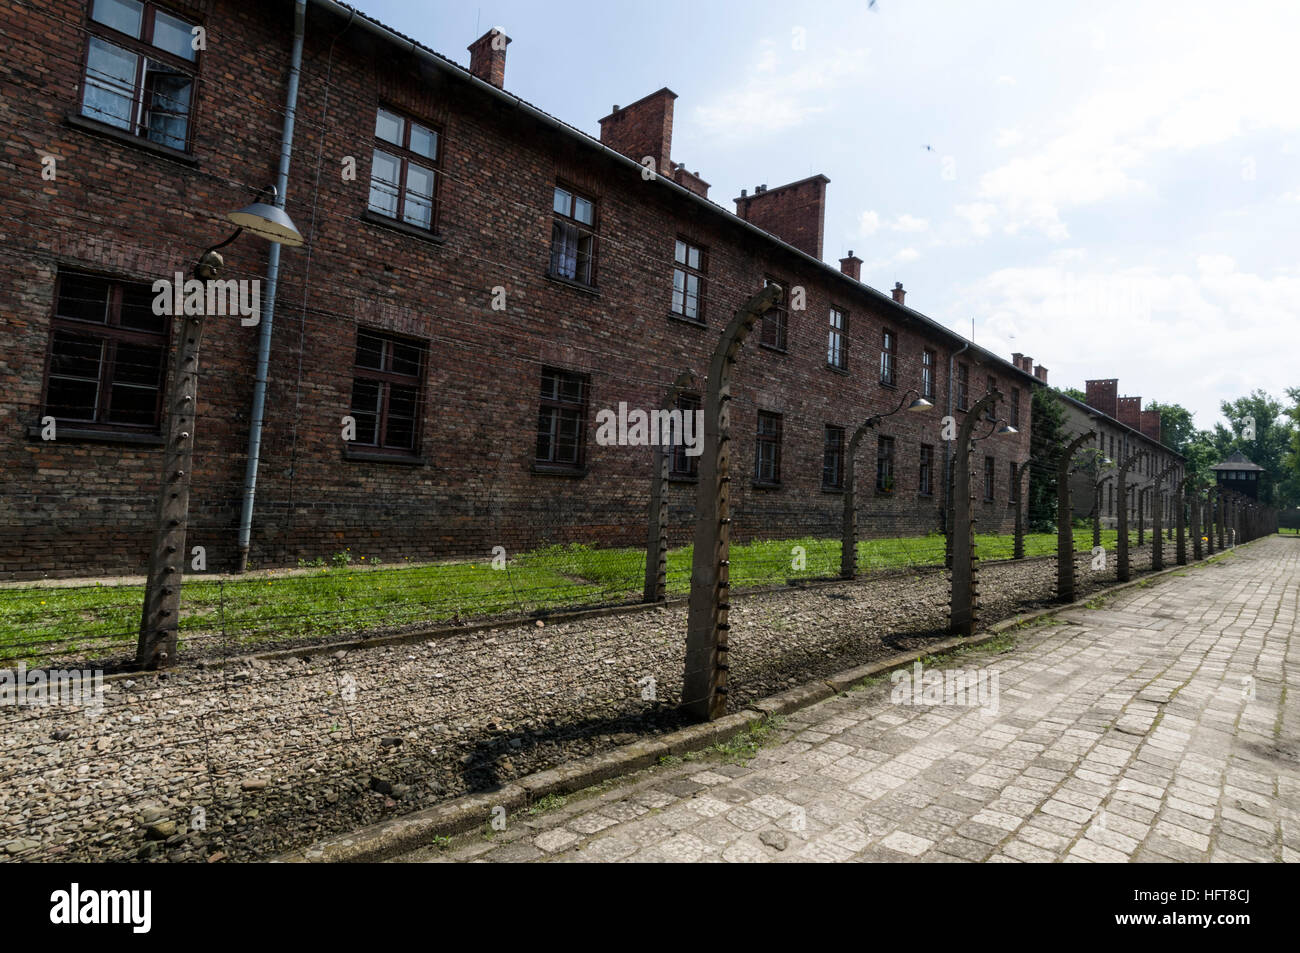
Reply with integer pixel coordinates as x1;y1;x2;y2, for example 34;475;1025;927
361;0;1299;427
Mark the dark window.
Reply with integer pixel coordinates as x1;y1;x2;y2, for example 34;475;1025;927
350;329;426;453
919;443;934;496
921;349;935;399
760;278;788;350
822;425;845;489
985;376;997;420
957;363;969;411
983;455;995;501
1010;387;1021;428
536;367;589;467
43;271;168;430
880;330;896;386
755;411;782;484
671;239;705;322
671;392;701;477
549;185;597;285
876;435;895;494
81;0;199;151
369;107;440;230
827;307;847;370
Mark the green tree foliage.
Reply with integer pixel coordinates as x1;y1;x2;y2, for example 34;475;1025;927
1210;390;1296;506
1059;386;1087;404
1028;388;1068;532
1145;400;1197;455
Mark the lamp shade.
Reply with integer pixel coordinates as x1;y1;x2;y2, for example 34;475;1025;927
907;397;935;412
997;423;1019;435
227;201;304;246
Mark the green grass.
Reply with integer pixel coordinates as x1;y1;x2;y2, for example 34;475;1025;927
0;528;1138;666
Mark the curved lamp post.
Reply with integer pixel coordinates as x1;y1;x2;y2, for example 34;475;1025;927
136;191;303;670
840;389;934;579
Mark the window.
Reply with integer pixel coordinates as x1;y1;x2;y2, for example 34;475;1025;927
670;393;701;478
368;107;440;230
827;307;847;370
919;444;934;496
822;425;845;489
43;271;168;430
983;455;995;501
760;278;788;350
876;435;895;494
1010;387;1021;428
880;330;896;386
921;349;935;400
81;0;200;151
536;367;589;468
957;362;970;411
755;411;782;484
671;239;705;322
985;376;997;420
350;329;426;454
549;185;597;285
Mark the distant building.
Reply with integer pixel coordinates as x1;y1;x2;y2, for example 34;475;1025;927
1211;451;1264;500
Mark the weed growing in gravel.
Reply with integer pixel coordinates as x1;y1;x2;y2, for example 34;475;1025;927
706;716;787;764
528;793;567;815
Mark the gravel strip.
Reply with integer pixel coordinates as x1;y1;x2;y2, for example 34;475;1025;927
0;544;1170;862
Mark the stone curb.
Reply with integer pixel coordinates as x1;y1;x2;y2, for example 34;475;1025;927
273;540;1253;863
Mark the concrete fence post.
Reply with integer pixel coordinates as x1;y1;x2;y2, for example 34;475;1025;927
644;370;698;603
1191;484;1204;561
1115;450;1145;583
1013;458;1031;559
137;311;206;669
1151;463;1179;571
949;391;1001;637
1057;431;1095;602
1176;476;1191;565
683;285;781;722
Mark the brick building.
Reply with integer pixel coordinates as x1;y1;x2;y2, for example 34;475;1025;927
1058;381;1183;530
0;0;1039;578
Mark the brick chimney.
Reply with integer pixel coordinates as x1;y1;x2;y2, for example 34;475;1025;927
1085;379;1118;418
1020;356;1034;375
891;282;906;305
1033;364;1048;383
599;88;677;179
1117;395;1142;431
1140;409;1162;443
734;174;830;259
467;28;510;89
1011;352;1023;371
839;250;862;281
672;164;709;198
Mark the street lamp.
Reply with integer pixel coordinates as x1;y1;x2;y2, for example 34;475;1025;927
841;389;934;578
136;189;303;670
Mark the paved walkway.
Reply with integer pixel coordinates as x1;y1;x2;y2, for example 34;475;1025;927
409;537;1300;863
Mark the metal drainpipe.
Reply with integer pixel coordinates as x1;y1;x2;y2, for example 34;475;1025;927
236;0;307;572
944;338;972;536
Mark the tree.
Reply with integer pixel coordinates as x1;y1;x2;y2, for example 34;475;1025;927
1059;386;1087;404
1211;390;1296;506
1028;387;1069;532
1145;400;1197;455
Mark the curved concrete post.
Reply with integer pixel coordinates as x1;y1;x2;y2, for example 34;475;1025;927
1191;483;1204;561
1115;450;1146;582
1205;488;1217;556
1177;475;1193;565
949;390;1002;636
644;369;700;602
1151;462;1180;571
1057;431;1095;602
1013;458;1031;559
683;284;782;722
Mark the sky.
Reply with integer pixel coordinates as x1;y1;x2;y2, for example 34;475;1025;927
359;0;1300;429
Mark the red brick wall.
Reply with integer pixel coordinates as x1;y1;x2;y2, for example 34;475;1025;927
1085;379;1118;418
0;0;1033;578
1117;396;1142;431
734;176;829;260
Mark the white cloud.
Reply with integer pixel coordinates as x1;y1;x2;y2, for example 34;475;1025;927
995;75;1016;86
994;128;1023;149
892;213;929;233
858;209;880;236
690;39;869;142
962;256;1300;423
954;202;997;238
968;5;1300;238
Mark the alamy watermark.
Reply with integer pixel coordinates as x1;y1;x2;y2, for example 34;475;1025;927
152;272;261;326
594;402;703;456
1;663;104;710
890;661;999;715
